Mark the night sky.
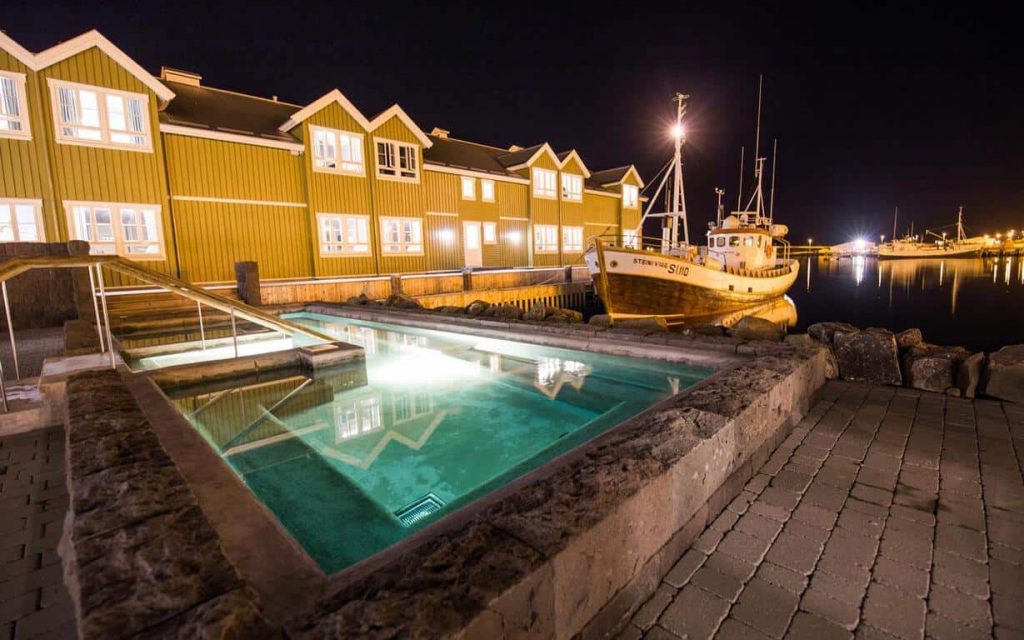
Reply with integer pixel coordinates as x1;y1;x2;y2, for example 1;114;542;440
4;1;1020;244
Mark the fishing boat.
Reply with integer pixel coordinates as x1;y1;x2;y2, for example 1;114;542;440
584;85;799;319
877;207;981;259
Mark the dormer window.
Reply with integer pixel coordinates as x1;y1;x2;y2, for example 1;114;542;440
532;168;556;199
561;173;583;202
623;185;639;208
311;126;364;175
50;80;151;151
375;138;419;181
0;72;30;140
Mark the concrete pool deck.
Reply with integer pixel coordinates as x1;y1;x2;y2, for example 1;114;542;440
622;381;1024;639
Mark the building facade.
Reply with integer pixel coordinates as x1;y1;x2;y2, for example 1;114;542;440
0;28;644;284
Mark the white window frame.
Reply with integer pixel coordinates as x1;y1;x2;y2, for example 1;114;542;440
316;213;371;257
534;224;559;254
482;222;497;244
461;176;476;200
380;217;424;255
0;71;31;140
0;198;44;242
532;168;557;199
623;184;639;208
481;179;495;203
64;201;165;260
561;173;583;202
562;225;584;251
623;229;639;249
374;137;420;182
48;79;152;152
310;125;365;176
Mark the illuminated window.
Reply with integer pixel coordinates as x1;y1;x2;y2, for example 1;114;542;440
534;224;558;253
318;213;370;256
375;138;418;181
66;201;164;259
623;184;639;208
0;199;43;242
623;230;638;249
482;222;497;244
532;168;556;199
481;179;495;202
380;217;423;254
50;80;151;150
561;173;583;202
311;126;364;175
562;226;583;251
0;72;30;139
729;236;740;247
744;236;754;246
334;396;383;441
461;176;476;200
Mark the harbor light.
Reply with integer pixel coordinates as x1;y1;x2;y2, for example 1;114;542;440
671;124;686;140
807;237;812;245
880;234;885;243
853;237;867;252
1010;230;1016;239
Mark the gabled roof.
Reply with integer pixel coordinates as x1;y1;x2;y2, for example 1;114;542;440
496;142;559;170
556;149;592;178
32;30;174;102
159;80;302;144
424;135;522;177
0;29;36;68
368;104;432;148
589;165;645;189
278;88;371;133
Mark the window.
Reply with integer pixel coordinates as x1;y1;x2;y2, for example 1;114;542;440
0;72;30;140
744;236;754;246
729;236;740;247
532;168;556;199
534;225;558;253
380;217;423;254
561;173;583;202
66;202;164;259
50;80;151;151
481;179;495;202
716;237;726;247
318;213;371;256
461;176;476;200
623;184;639;208
0;199;43;242
482;222;497;244
623;230;638;249
562;226;584;251
311;126;364;175
375;139;419;181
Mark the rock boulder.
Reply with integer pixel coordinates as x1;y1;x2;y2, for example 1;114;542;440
523;303;557;322
615;316;669;333
957;352;985;398
808;321;858;345
492;304;523;321
982;345;1024;403
588;314;612;327
345;293;371;305
464;300;491;317
834;328;902;385
384;293;422;309
689;323;726;337
895;328;924;350
729;316;785;342
902;344;968;393
783;333;815;348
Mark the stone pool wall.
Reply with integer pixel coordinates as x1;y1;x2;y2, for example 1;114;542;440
59;369;274;639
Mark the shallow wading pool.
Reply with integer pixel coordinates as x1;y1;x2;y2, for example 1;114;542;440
163;312;711;573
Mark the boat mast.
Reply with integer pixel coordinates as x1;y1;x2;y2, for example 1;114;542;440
715;187;725;227
736;147;745;210
957;206;965;243
743;75;766;221
670;92;690;246
769;138;778;225
892;206;898;241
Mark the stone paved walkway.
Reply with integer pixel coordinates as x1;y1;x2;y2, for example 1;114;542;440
623;381;1024;639
0;427;75;640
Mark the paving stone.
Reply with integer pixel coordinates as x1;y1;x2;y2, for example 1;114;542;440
613;623;643;640
663;549;706;588
731;578;800;638
760;487;802;513
861;581;926;639
854;623;900;639
934;522;987;562
991;542;1024;566
704;549;758;582
928;583;992;629
735;512;785;542
765;531;823;576
781;518;829;546
990;557;1024;601
772;470;814;495
851;483;894;507
803;482;848;512
786;611;853;639
925;612;993;640
748;500;791;523
728;491;758;516
879;528;933;570
791;503;839;531
718;530;773;565
889;504;935;526
756;562;807;596
882;513;933;541
801;584;861;630
931;548;990;598
643;625;678;640
988;515;1024;550
745;474;772;495
659;585;730;640
837;506;886;540
691;565;744;602
632;584;676;631
844;497;889;519
711;509;741;533
991;594;1024;632
692;527;724;555
870;556;929;599
717;617;772;639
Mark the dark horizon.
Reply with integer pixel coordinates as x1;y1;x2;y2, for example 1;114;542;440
4;0;1020;245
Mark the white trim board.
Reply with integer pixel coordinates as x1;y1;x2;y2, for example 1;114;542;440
368;104;432;148
279;89;371;133
160;124;304;152
0;30;36;68
585;188;621;199
171;195;307;208
505;142;559;171
423;163;529;185
557;149;592;178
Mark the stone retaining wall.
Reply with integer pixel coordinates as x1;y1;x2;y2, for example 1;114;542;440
60;369;274;639
0;241;92;330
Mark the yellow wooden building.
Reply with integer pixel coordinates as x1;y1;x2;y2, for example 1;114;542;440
1;28;644;284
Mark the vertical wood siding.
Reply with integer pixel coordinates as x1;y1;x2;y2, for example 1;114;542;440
370;115;427;273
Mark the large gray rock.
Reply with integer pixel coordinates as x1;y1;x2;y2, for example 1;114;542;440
384;293;422;309
492;304;523;321
729;316;785;342
689;323;726;337
588;314;612;327
834;328;902;385
982;345;1024;403
464;300;491;317
808;321;858;345
615;316;669;333
783;333;814;348
896;328;924;350
902;344;968;393
555;308;583;323
957;352;985;398
523;302;557;321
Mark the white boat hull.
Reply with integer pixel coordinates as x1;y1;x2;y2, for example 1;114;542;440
877;244;981;259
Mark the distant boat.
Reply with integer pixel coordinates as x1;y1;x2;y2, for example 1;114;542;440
584;83;799;319
878;207;981;259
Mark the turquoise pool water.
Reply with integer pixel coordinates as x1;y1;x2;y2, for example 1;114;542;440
168;312;711;573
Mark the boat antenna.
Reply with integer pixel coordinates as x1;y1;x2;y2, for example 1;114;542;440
892;206;898;240
736;146;745;210
769;138;778;225
670;92;690;246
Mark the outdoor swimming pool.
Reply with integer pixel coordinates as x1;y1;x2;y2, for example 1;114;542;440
165;312;711;573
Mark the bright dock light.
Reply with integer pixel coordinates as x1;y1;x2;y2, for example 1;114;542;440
671;124;686;140
853;238;866;252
